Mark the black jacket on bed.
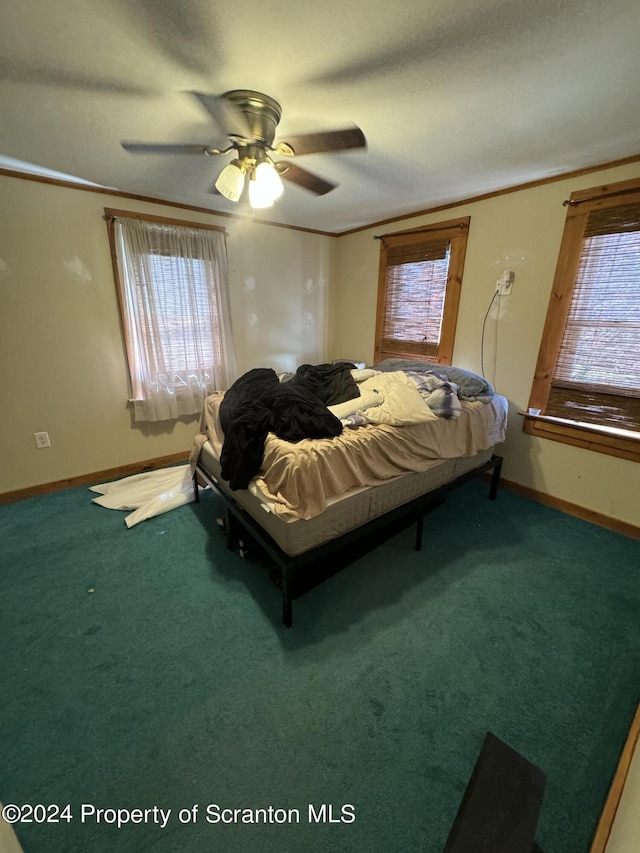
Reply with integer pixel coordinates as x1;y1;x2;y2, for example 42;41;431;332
219;364;359;491
288;362;360;406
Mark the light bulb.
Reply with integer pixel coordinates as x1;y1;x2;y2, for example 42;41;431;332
249;161;284;209
248;176;273;209
215;160;245;202
255;161;284;201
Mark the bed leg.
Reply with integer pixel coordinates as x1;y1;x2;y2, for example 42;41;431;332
193;471;200;503
489;455;503;501
226;509;239;551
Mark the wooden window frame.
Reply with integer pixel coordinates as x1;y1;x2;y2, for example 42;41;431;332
524;178;640;463
373;216;470;365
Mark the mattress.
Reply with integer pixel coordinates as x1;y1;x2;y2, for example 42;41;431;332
191;391;508;522
192;377;508;556
197;443;496;557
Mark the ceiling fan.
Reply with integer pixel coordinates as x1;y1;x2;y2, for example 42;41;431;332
121;89;366;209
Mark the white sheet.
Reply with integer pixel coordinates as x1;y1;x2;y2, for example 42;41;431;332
357;371;439;425
90;464;197;528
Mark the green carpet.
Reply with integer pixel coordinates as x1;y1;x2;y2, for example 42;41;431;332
0;479;638;852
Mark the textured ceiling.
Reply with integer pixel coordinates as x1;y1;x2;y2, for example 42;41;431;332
1;0;639;234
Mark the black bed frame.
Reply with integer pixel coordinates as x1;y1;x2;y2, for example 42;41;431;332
194;454;503;628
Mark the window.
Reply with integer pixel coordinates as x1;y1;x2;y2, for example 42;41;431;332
105;209;236;422
373;216;470;365
526;177;640;462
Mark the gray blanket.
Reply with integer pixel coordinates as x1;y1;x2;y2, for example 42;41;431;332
374;358;495;402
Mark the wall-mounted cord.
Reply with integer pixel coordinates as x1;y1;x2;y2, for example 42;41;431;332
481;289;499;379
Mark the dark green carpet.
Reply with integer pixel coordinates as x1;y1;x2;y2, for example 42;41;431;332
1;479;638;853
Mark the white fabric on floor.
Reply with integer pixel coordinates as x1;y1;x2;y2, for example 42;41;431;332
90;465;199;528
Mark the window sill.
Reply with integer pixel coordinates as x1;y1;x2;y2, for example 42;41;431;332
520;412;640;463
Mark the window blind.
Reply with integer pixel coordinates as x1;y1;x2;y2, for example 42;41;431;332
381;238;451;359
548;200;640;431
144;254;221;374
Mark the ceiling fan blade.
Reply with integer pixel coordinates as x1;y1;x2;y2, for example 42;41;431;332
0;58;152;95
278;126;366;156
189;91;253;139
117;1;217;77
121;142;216;155
278;162;336;196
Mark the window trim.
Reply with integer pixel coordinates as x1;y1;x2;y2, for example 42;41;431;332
525;177;640;462
522;412;640;462
373;216;470;365
104;207;226;233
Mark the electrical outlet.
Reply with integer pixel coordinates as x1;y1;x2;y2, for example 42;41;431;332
34;431;51;449
496;270;515;296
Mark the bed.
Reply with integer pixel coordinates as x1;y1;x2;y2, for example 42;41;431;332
190;359;508;626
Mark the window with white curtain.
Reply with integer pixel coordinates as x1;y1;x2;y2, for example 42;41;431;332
105;209;236;422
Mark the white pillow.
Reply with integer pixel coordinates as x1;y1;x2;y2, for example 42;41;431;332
351;368;380;382
328;389;384;419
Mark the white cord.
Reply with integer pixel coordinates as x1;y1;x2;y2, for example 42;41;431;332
481;289;499;379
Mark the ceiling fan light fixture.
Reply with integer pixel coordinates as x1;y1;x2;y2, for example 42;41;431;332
215;159;246;202
255;160;284;201
248;161;284;209
122;89;367;211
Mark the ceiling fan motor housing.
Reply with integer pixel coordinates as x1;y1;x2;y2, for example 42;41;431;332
224;90;282;146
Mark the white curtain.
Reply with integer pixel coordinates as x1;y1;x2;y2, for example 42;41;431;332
114;216;236;421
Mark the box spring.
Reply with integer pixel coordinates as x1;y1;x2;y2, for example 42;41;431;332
198;441;495;556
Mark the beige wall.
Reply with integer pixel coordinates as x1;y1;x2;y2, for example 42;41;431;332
225;217;333;374
0;174;332;493
329;161;640;528
2;162;639;528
